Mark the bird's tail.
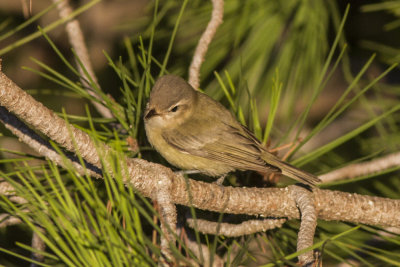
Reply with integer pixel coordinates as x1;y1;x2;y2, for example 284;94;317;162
262;152;321;186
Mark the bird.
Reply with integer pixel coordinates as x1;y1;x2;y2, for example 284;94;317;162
144;74;320;186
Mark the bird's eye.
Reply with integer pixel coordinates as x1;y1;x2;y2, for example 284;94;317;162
170;106;179;112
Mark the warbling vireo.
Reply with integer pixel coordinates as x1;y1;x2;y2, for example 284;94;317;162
144;75;320;186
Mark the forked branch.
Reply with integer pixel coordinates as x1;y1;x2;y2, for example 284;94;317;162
0;70;399;228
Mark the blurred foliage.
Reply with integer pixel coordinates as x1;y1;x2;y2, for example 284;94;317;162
137;0;330;121
0;0;400;266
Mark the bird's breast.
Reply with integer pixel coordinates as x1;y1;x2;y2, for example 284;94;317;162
144;124;233;176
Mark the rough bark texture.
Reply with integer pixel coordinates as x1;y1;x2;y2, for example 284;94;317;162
1;70;400;229
186;217;286;237
188;0;224;89
290;185;317;265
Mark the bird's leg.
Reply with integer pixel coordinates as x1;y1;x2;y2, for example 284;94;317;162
264;172;280;185
215;174;227;185
268;141;294;153
268;137;303;160
280;138;302;161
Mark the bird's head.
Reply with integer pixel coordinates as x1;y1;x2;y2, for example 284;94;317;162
144;75;197;129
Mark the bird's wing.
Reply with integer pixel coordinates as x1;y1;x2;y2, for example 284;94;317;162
162;120;279;173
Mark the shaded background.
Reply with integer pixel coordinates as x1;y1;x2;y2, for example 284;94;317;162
1;0;400;265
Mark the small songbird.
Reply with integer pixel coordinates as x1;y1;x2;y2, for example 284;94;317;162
144;75;320;186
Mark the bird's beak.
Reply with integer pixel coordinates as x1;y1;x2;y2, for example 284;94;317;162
144;107;159;120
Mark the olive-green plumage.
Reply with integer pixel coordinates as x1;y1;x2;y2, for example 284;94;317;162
144;75;320;186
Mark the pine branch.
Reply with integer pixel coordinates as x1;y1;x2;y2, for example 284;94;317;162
0;69;399;228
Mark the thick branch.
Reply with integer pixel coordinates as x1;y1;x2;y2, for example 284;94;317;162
0;70;400;228
156;173;177;263
0;71;102;167
290;185;317;265
0;107;101;178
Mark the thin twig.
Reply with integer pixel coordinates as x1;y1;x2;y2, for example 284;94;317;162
30;228;46;267
0;214;22;227
188;0;224;89
52;0;113;119
182;227;224;267
0;179;27;204
186;217;286;237
319;151;400;183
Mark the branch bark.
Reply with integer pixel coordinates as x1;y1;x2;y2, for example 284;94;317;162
156;172;177;264
0;69;399;228
320;151;400;183
52;0;113;119
188;0;224;89
0;106;101;178
290;185;317;265
186;217;286;237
